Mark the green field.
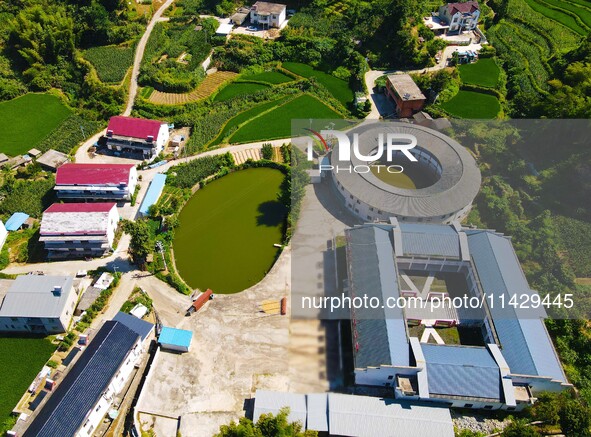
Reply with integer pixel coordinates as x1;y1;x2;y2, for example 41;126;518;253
0;336;55;426
0;94;72;156
459;58;501;88
213;82;270;102
523;0;587;35
83;45;134;83
173;168;286;293
230;94;343;143
441;90;501;119
242;70;294;84
282;62;354;106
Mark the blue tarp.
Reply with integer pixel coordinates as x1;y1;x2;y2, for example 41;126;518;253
159;326;192;348
139;174;167;216
5;212;29;231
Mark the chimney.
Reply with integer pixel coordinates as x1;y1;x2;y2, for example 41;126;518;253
53;286;62;296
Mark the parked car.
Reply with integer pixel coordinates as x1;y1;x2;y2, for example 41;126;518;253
247;25;258;31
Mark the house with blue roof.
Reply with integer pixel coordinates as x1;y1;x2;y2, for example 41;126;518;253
4;212;29;231
159;326;193;352
345;220;570;411
139;173;167;216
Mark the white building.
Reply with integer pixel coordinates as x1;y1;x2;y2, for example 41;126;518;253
250;1;286;28
0;220;7;252
39;203;120;259
22;319;152;437
0;275;78;334
105;116;169;161
54;163;138;201
438;1;480;33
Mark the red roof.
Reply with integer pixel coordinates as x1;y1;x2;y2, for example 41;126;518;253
107;116;164;140
44;203;117;214
56;163;135;185
448;1;479;15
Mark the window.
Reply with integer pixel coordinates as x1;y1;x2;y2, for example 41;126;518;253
367;216;372;221
354;208;359;213
369;207;374;212
387;375;394;380
349;195;354;200
483;405;493;410
464;404;473;408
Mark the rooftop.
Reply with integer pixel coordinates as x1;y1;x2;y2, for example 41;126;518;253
251;1;286;14
23;321;139;437
387;74;426;101
159;326;193;348
139;173;167;216
56;163;135;186
4;212;30;231
37;149;68;170
113;311;154;340
0;275;75;319
447;1;479;15
107;116;164;141
40;203;117;237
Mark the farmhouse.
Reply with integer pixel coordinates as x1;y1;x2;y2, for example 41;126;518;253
345;221;570;410
0;275;77;334
250;1;287;28
37;149;69;171
105;116;169;161
438;1;480;33
39;203;119;259
55;163;138;201
23;320;147;437
385;74;426;118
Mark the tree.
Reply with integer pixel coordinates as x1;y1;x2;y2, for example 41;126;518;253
559;398;591;437
215;408;317;437
124;220;152;263
261;143;274;161
502;420;540;437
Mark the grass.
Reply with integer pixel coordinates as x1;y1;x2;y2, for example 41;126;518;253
230;94;343;144
83;45;134;83
282;62;354;106
555;215;591;277
0;94;72;156
440;90;501;119
173;168;286;293
458;58;501;88
0;336;56;426
213;82;270;102
242;70;294;84
523;0;588;35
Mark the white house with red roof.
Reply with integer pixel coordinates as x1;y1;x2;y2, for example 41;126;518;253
438;1;480;33
55;163;138;201
105;116;169;161
39;203;119;259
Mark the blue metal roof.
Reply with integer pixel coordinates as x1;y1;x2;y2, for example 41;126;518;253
113;311;154;340
467;230;566;382
139;173;167;216
346;226;408;368
4;212;29;231
399;223;460;258
421;344;502;401
24;321;139;437
159;326;192;348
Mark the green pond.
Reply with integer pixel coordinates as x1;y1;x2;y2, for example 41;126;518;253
173;167;287;294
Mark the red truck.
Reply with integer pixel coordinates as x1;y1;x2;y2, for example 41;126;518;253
186;289;213;316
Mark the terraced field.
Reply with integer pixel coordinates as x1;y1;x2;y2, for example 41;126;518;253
148;71;238;105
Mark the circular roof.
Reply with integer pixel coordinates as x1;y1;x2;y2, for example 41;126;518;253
330;122;481;218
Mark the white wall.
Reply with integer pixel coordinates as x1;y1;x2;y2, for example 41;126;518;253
0;220;7;252
128;166;138;199
155;124;170;155
106;206;120;249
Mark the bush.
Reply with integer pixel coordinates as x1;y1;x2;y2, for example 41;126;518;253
261;143;273;160
46;360;59;369
168;153;235;189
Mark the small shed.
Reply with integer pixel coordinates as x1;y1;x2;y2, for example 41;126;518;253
139;173;167;216
37;149;68;172
0;153;9;165
159;326;193;353
5;212;30;231
28;148;42;158
216;22;234;36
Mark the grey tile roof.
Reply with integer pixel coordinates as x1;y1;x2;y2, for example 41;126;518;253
306;393;328;432
0;275;74;318
113;311;154;340
421;344;502;401
23;321;139;437
253;390;307;427
331;122;481;218
399;223;460;258
467;230;566;381
327;393;454;437
346;225;408;368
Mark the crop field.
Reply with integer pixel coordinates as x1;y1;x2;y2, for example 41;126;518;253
210;96;293;146
229;94;344;144
148;71;238;105
523;0;588;35
555;215;591;277
0;336;55;426
213;82;270;102
458;58;500;88
0;94;72;156
282;62;354;106
83;45;134;83
441;90;501;119
242;70;294;84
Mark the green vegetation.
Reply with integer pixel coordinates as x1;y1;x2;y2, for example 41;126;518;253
282;62;354;106
168;153;234;189
120;287;153;313
523;0;587;36
0;174;55;219
215;407;317;437
0;94;71;156
458;58;501;88
230;94;343;144
173;167;286;293
0;336;55;432
72;271;121;336
213;82;270;102
83;45;134;83
242;70;293;84
555;216;591;277
440;90;501;119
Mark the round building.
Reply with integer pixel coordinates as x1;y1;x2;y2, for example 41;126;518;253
329;122;481;224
